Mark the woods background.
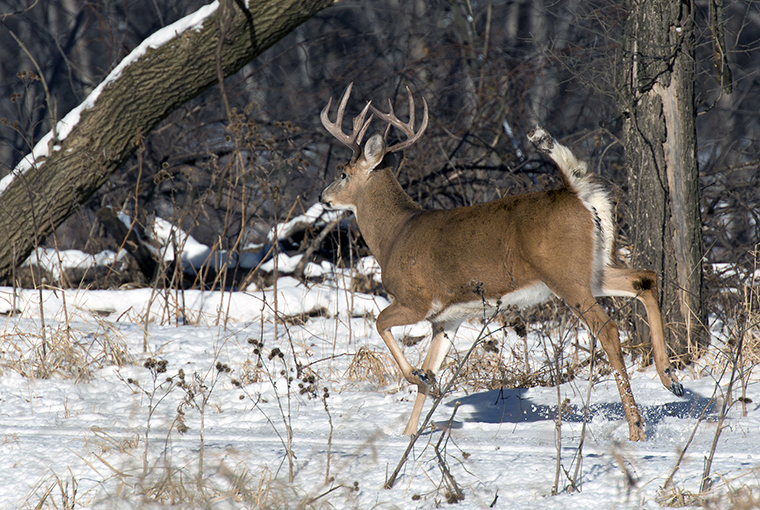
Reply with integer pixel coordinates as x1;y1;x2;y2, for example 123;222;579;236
1;0;758;355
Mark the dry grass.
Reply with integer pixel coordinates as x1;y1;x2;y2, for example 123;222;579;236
0;321;131;381
722;484;760;509
689;253;760;387
452;304;593;394
740;263;760;368
658;481;760;509
458;345;509;392
237;357;264;385
458;348;583;393
346;346;399;388
656;486;707;507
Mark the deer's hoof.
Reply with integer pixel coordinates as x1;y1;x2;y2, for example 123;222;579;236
671;379;684;397
412;369;435;386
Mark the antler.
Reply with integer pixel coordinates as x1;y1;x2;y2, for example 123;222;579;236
320;83;374;163
370;86;429;153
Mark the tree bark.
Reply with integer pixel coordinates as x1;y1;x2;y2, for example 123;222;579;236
0;0;335;280
619;0;708;358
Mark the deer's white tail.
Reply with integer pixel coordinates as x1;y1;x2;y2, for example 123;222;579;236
529;127;615;282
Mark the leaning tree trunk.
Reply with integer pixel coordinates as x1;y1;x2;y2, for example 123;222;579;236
619;0;708;359
0;0;335;280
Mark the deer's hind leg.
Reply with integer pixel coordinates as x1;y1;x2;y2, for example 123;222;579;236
552;281;646;441
600;267;683;396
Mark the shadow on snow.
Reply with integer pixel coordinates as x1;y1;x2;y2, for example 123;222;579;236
441;386;715;432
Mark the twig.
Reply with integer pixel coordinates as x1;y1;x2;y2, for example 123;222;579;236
293;212;348;280
1;0;40;20
569;336;597;492
322;388;334;485
3;23;58;144
699;315;748;494
661;393;715;490
385;309;503;489
434;402;464;502
551;339;563;495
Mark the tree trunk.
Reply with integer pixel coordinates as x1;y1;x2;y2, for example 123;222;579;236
619;0;708;359
0;0;335;280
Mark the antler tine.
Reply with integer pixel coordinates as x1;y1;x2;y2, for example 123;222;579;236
370;86;429;154
320;83;354;151
405;86;415;133
320;82;373;162
379;99;395;141
354;101;374;151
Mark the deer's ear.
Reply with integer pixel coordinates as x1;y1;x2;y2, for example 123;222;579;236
359;132;386;173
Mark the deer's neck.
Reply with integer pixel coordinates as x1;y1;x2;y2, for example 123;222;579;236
354;168;421;266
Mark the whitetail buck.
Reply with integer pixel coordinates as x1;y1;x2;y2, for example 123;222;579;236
319;83;683;441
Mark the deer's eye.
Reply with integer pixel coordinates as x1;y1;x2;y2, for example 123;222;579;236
341;172;347;180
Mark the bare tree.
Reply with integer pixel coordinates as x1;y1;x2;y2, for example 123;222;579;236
618;0;708;357
0;0;335;279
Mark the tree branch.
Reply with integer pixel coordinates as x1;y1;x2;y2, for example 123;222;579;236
0;0;336;280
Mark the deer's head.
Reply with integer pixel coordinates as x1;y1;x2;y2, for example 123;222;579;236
319;83;428;212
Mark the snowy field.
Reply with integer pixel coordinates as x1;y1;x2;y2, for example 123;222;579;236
0;273;758;509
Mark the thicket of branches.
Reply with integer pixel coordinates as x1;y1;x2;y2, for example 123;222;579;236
1;0;758;284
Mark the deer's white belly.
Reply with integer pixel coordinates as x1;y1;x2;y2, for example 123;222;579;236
427;282;554;324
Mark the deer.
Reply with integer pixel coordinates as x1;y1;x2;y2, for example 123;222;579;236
318;83;684;441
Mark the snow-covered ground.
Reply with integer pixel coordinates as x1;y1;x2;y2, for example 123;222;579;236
0;276;758;509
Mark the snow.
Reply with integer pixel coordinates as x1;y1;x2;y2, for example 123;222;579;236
0;1;220;196
0;277;758;509
149;216;215;266
268;202;345;243
24;203;350;282
24;247;128;281
7;210;759;507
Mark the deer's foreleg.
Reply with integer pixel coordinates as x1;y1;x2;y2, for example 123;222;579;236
403;321;461;435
